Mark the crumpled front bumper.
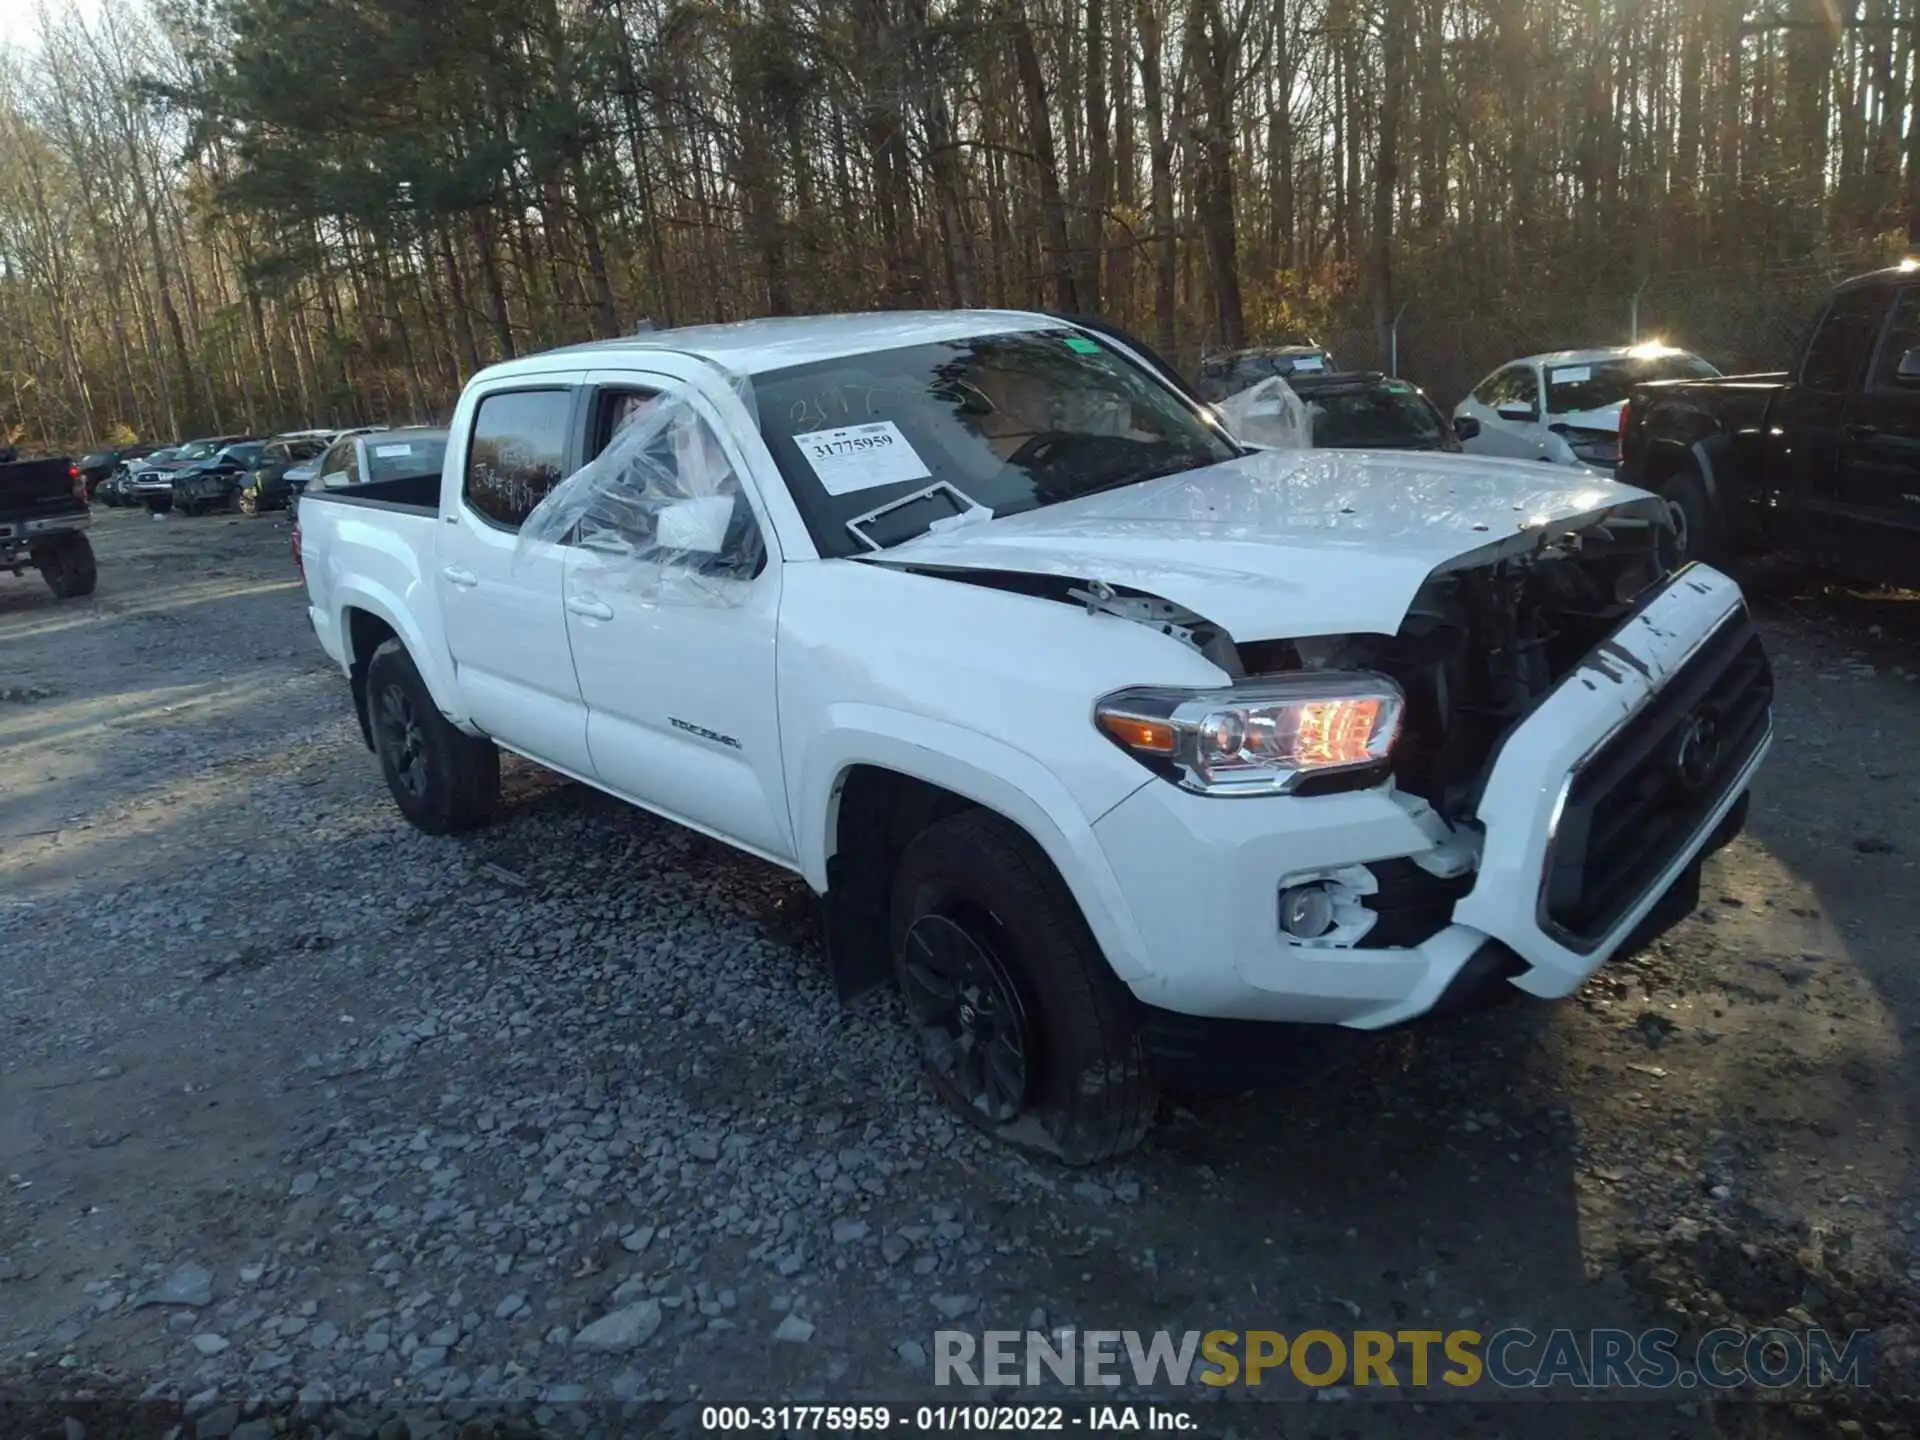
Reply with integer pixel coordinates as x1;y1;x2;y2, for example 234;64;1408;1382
1088;564;1770;1028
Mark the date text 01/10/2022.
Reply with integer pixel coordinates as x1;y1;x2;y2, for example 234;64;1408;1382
696;1404;1196;1431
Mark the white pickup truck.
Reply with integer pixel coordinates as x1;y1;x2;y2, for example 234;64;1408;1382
298;311;1773;1163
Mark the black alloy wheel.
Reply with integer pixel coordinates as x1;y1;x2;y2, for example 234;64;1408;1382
375;681;430;800
899;911;1034;1123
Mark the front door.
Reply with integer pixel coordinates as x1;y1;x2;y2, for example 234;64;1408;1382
437;383;596;776
559;376;796;862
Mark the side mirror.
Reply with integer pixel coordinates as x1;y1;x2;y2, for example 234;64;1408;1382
1453;415;1482;441
1897;347;1920;383
656;494;733;555
321;471;349;489
1496;403;1537;423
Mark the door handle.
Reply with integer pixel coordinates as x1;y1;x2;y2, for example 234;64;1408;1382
441;566;478;587
566;595;614;621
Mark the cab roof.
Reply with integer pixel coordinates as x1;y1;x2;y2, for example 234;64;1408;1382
498;310;1064;380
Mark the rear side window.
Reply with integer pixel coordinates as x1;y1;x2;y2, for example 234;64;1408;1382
465;389;573;530
1869;287;1920;390
1801;287;1889;394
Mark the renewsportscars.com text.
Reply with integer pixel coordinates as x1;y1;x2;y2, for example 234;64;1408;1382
934;1327;1873;1392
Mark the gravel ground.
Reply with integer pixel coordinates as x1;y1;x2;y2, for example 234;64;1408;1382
1;509;1917;1439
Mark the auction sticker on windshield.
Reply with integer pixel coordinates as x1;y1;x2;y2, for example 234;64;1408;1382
1551;365;1592;383
374;444;414;457
793;421;932;495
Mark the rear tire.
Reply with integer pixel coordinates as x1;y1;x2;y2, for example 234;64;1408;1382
889;809;1157;1165
35;533;97;599
365;639;500;835
1657;464;1728;569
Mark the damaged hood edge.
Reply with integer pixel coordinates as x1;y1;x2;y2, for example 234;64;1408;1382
868;451;1667;642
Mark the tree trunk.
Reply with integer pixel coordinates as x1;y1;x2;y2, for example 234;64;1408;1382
1013;4;1079;312
1080;0;1111;312
1370;0;1409;367
1136;0;1176;357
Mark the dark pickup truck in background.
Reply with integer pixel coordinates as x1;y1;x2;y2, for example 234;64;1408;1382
1620;263;1920;586
0;452;97;598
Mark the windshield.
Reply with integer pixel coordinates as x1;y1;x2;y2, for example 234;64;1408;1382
1545;353;1718;413
1305;382;1448;448
146;448;179;464
225;444;266;466
366;435;448;482
754;330;1240;557
176;440;221;460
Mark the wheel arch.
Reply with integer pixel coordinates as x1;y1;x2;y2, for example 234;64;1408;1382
799;710;1152;1003
335;587;465;753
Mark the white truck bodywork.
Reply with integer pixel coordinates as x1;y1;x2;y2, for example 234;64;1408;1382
299;310;1769;1083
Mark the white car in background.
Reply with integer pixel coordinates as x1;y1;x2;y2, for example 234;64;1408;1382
1453;344;1720;472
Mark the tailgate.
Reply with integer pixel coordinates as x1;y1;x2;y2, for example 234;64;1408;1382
0;460;82;531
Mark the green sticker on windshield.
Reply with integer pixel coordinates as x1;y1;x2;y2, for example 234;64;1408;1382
1063;336;1102;354
1384;380;1413;393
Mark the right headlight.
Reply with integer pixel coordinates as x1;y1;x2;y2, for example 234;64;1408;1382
1094;673;1404;796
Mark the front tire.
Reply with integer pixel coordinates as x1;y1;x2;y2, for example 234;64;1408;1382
35;533;97;599
238;490;258;516
365;639;500;835
1658;464;1728;568
890;810;1157;1165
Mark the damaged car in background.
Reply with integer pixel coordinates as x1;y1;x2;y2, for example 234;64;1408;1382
296;312;1773;1164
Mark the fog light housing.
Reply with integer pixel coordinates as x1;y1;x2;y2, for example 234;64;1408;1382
1279;883;1337;940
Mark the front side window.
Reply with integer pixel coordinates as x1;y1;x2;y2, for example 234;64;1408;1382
465;389;572;530
320;439;361;484
1545;353;1719;414
1801;286;1890;394
754;329;1240;557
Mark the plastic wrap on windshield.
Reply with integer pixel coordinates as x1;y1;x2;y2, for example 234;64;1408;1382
1215;376;1313;450
513;371;762;607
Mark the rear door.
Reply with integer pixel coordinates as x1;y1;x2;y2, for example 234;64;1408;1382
1767;283;1890;524
558;367;795;862
436;380;595;775
1835;283;1920;581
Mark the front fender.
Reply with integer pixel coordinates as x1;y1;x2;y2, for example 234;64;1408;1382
795;705;1154;982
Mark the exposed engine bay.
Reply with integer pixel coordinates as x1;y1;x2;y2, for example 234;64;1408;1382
1276;510;1676;819
896;504;1675;822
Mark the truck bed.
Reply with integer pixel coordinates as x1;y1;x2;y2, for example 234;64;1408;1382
299;471;439;515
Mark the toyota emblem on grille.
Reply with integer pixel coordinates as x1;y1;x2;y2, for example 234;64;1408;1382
1671;708;1722;792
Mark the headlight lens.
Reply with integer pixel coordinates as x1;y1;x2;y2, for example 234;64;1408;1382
1095;673;1404;796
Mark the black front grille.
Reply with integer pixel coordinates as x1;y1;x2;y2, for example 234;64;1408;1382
1541;608;1772;948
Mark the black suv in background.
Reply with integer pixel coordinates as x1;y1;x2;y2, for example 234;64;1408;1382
1620;264;1920;584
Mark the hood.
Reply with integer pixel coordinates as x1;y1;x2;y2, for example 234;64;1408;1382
872;448;1657;640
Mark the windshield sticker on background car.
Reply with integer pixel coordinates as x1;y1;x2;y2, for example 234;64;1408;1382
792;420;934;495
374;443;414;458
1291;355;1326;373
1551;365;1592;383
1062;336;1102;355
